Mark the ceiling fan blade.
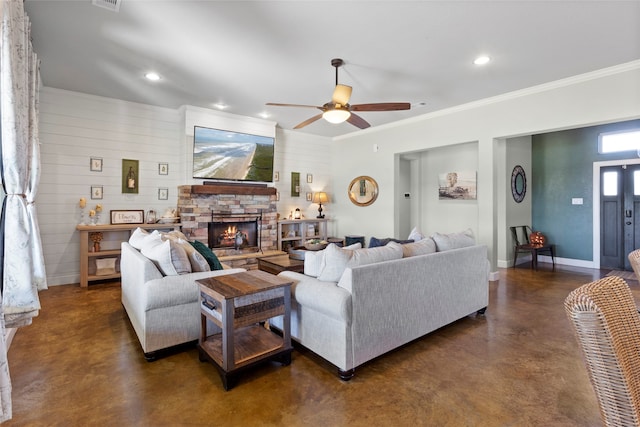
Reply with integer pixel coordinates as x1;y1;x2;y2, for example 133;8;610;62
332;84;352;106
347;112;370;129
266;102;322;110
294;113;324;129
351;102;411;112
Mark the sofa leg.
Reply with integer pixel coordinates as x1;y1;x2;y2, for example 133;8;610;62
477;307;487;315
144;351;158;362
339;368;354;381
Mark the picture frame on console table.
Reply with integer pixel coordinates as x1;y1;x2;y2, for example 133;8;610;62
110;210;144;225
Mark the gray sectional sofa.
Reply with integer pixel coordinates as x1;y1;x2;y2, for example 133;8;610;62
269;239;490;379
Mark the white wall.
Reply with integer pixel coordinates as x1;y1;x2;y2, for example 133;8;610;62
331;61;640;271
38;89;333;286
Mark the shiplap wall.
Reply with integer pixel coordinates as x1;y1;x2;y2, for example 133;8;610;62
37;87;333;286
39;88;183;286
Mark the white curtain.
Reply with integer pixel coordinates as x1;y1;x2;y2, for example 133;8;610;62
0;0;47;422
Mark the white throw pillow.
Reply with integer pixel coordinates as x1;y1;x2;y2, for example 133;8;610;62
161;233;210;272
347;242;403;268
431;228;475;252
129;227;150;250
317;244;354;282
305;242;362;278
402;237;437;257
141;232;192;275
408;226;425;242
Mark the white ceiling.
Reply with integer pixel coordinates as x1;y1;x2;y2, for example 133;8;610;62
24;0;640;138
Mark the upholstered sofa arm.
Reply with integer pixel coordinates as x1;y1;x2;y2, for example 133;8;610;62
143;268;245;311
278;271;352;323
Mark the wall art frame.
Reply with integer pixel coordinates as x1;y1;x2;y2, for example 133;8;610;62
158;162;168;175
122;159;139;194
291;172;300;197
110;210;144;225
437;171;477;200
158;188;169;200
91;185;103;200
90;157;103;172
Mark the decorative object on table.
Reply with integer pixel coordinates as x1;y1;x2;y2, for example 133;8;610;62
307;173;313;183
438;171;477;200
110;210;144;225
78;197;87;225
158;162;168;175
348;176;378;207
93;204;102;225
312;192;329;218
291;172;300;197
122;159;139;194
89;231;103;252
91;185;103;200
158;188;168;200
158;208;179;223
88;208;97;225
294;208;301;219
95;258;116;276
304;238;328;251
511;165;527;203
146;210;157;224
90;157;103;172
288;246;307;260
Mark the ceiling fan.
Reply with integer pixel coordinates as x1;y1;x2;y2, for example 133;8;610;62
266;58;411;130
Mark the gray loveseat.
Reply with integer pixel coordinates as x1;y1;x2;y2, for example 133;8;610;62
269;240;490;379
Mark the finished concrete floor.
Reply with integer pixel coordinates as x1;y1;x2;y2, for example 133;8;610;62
5;264;625;426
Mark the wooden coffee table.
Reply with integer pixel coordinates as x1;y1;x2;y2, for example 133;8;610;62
258;254;304;275
196;270;293;390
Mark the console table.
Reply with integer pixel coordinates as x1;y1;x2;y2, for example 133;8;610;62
76;223;181;288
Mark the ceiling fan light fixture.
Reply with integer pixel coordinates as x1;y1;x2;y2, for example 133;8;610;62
323;108;351;124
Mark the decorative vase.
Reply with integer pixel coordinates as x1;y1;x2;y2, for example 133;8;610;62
93;242;101;252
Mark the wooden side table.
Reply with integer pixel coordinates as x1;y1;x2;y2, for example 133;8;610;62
196;270;293;390
257;254;304;275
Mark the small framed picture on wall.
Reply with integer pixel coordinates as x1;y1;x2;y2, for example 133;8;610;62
306;192;312;201
158;188;169;200
90;157;103;172
307;173;313;183
158;163;168;175
274;171;279;182
91;185;103;200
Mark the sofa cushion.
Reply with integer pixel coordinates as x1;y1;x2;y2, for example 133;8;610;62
317;244;354;282
408;226;425;242
160;233;211;273
189;240;224;271
140;231;192;275
432;228;475;251
369;237;414;248
305;242;362;278
129;227;150;250
348;242;403;267
402;237;437;257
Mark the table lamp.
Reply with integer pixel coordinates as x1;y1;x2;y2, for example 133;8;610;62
312;192;329;218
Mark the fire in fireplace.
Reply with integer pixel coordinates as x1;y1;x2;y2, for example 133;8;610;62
208;219;259;250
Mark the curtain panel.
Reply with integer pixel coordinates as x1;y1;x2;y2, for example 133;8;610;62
0;0;47;422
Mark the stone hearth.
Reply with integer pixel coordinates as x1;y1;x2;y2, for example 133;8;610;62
177;183;280;269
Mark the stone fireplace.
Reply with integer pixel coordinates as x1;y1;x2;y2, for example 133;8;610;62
177;183;279;268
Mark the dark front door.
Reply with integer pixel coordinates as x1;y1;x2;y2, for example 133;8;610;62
601;164;640;270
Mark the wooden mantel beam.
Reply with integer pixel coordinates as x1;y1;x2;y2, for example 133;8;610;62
190;183;276;196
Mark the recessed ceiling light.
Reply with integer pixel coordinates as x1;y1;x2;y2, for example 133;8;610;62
473;56;491;66
144;72;161;81
259;112;270;119
213;103;228;110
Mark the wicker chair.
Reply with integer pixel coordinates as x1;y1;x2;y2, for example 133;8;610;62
565;276;640;426
629;249;640;282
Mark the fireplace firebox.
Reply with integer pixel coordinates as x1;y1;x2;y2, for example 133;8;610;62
208;218;259;250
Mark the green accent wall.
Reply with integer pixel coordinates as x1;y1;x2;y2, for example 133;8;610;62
532;119;640;261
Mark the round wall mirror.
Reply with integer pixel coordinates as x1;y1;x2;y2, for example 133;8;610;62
348;176;379;206
511;165;527;203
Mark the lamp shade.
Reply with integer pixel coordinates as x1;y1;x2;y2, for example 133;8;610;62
322;108;351;124
312;192;329;204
